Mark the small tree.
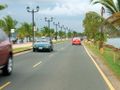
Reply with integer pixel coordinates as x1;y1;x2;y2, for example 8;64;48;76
83;11;107;53
0;15;17;39
40;27;49;36
17;22;32;42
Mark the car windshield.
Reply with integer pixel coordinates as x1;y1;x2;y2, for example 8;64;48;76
36;38;49;42
73;37;80;40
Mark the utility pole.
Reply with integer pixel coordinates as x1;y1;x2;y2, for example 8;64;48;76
53;22;60;40
100;6;105;54
26;6;39;45
45;17;53;37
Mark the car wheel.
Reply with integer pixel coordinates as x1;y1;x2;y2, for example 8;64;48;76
2;56;13;76
48;48;51;52
51;48;53;51
33;48;36;52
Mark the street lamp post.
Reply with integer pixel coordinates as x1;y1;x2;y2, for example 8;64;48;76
45;17;53;37
10;29;15;43
26;6;39;45
53;22;59;40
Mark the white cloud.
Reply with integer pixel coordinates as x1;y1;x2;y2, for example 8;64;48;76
39;2;101;16
1;0;102;16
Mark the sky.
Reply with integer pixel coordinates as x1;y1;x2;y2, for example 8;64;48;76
0;0;103;32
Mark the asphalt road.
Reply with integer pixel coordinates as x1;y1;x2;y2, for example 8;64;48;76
0;41;109;90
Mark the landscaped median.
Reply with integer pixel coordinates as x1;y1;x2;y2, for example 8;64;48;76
13;39;68;54
13;46;32;54
83;40;120;80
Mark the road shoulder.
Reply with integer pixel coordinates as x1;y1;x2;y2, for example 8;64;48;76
83;43;120;90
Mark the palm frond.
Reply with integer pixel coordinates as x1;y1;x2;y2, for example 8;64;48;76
116;0;120;11
0;4;7;10
93;0;117;14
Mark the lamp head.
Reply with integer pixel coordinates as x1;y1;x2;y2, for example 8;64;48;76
45;17;47;21
26;6;30;11
36;6;39;11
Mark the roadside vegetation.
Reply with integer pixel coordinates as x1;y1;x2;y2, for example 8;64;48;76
82;0;120;80
13;47;32;54
84;41;120;79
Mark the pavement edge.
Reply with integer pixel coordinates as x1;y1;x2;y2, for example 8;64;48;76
83;43;115;90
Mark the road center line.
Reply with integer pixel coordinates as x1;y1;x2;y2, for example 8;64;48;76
0;82;11;90
33;61;42;68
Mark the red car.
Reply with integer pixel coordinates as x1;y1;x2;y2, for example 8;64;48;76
0;29;13;75
72;37;81;45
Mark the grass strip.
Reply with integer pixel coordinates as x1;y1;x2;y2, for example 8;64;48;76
13;47;32;53
84;42;120;79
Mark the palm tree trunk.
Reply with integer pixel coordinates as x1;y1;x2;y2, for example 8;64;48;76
99;41;104;54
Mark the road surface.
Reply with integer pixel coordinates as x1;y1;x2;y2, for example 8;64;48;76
0;41;109;90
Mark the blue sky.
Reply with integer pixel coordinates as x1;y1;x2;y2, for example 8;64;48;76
0;0;102;32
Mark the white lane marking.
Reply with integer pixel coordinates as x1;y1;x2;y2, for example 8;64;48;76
33;61;42;68
83;45;115;90
60;47;65;50
60;45;70;51
0;82;11;90
49;54;54;58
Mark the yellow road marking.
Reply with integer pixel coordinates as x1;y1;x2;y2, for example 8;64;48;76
14;51;31;56
33;61;42;68
83;45;115;90
0;82;11;90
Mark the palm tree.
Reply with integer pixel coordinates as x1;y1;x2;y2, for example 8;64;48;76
91;0;120;32
91;0;120;53
17;22;32;42
83;11;104;41
91;0;120;14
50;28;55;38
58;31;65;39
0;4;7;28
0;15;17;39
67;31;72;38
41;27;50;36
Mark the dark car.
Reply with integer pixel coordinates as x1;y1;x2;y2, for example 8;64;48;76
33;37;53;52
0;29;13;75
